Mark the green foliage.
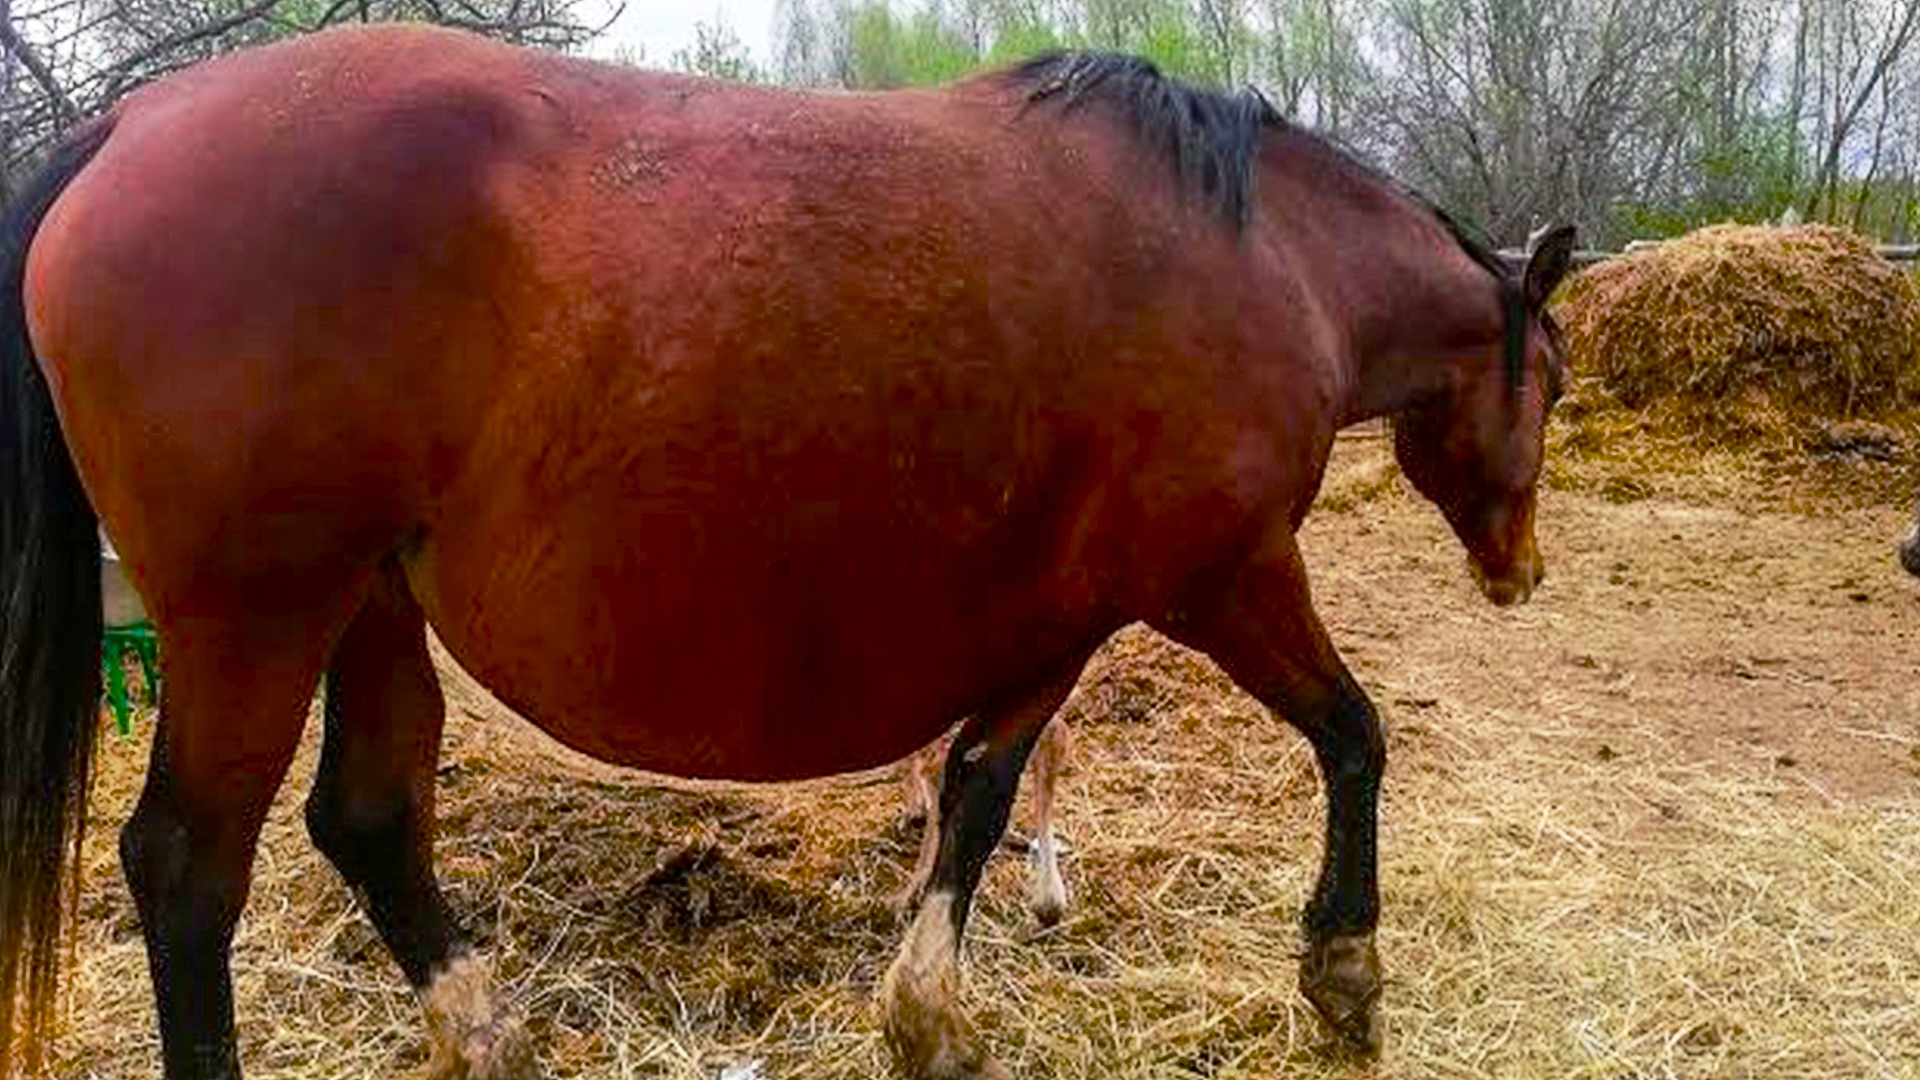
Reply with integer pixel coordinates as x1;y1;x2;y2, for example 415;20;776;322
746;0;1920;246
1612;114;1808;238
985;16;1064;63
900;7;982;83
674;20;767;83
1137;12;1212;80
838;1;993;87
845;3;908;86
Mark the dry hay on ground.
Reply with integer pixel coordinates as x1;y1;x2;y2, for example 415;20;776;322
1553;223;1920;468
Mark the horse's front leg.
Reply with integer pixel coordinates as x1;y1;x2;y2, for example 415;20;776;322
881;660;1086;1080
1156;532;1387;1055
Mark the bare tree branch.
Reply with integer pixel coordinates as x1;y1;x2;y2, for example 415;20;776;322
0;12;79;126
98;0;287;99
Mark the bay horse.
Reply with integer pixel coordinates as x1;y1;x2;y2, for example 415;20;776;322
0;25;1574;1079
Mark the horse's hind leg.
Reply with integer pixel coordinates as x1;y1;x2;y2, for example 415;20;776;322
120;600;359;1078
305;563;535;1079
882;660;1087;1080
1155;533;1385;1056
1026;718;1071;928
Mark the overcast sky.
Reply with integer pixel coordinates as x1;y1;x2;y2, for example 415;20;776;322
581;0;782;68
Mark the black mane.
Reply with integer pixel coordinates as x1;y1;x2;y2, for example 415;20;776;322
1007;52;1512;269
1010;51;1277;229
1008;51;1527;386
1424;202;1515;282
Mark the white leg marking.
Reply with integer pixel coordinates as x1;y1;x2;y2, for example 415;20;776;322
1029;825;1067;928
1027;719;1070;927
898;739;947;912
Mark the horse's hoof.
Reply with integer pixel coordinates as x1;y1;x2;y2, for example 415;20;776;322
882;987;1009;1079
413;1014;541;1080
883;963;1007;1079
881;898;1008;1079
1031;897;1064;929
418;955;544;1079
882;1019;1009;1080
1299;933;1383;1058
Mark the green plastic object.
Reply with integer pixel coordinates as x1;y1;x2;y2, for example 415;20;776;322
102;621;160;736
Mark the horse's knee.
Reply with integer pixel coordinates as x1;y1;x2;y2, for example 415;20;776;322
1299;680;1385;942
121;778;247;918
118;779;252;1076
305;702;425;888
1314;681;1384;781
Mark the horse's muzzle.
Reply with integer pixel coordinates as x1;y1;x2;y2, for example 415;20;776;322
1470;545;1545;607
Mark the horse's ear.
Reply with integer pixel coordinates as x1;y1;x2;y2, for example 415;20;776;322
1523;224;1577;308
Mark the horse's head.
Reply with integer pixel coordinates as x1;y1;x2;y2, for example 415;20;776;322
1393;224;1576;607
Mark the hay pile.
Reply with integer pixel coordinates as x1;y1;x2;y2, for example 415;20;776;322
1555;223;1920;448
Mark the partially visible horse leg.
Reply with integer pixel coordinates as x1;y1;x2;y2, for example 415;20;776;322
305;563;534;1079
882;663;1085;1080
899;717;1071;926
896;734;949;913
120;602;357;1079
902;737;945;825
1025;718;1071;928
1157;536;1386;1056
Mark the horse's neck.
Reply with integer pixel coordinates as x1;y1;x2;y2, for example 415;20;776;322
1252;131;1502;425
1335;246;1504;424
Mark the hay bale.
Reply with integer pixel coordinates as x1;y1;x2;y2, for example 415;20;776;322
1555;223;1920;442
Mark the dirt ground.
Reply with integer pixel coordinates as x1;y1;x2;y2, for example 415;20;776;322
54;434;1920;1079
1327;435;1920;803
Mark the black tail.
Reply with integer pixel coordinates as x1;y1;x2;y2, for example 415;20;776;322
0;118;115;1075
